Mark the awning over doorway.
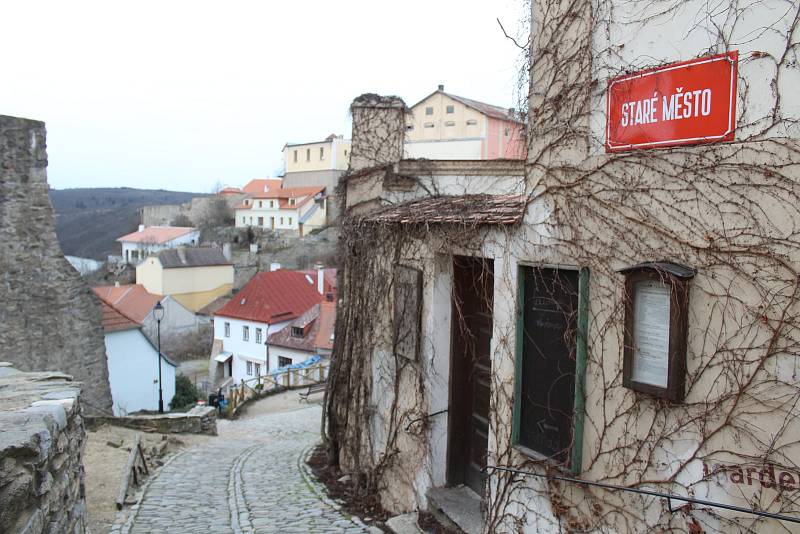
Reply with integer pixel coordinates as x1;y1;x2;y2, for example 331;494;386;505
363;194;526;226
214;351;233;363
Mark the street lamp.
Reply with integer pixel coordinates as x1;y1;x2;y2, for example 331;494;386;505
152;301;165;413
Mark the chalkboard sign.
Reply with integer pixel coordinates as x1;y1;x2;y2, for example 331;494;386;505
518;267;579;462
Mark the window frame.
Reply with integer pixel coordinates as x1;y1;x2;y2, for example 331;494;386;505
242;325;249;342
620;263;694;402
255;328;262;344
278;356;293;368
425;106;434;115
446;105;455;114
224;322;230;337
512;264;589;475
246;361;253;376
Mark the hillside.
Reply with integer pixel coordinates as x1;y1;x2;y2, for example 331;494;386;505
49;187;207;260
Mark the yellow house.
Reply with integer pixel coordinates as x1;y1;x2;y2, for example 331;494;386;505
283;134;350;174
136;247;234;312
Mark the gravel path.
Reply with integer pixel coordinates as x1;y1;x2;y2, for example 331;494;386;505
113;395;376;533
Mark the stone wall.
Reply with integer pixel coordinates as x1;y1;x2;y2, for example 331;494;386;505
140;195;240;227
0;115;112;413
86;405;217;435
0;362;87;534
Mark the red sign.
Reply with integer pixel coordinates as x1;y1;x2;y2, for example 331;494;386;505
606;52;738;152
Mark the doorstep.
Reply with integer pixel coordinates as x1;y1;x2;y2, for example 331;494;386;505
426;486;483;534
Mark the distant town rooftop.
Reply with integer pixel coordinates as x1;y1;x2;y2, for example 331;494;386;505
117;226;196;244
156;247;231;269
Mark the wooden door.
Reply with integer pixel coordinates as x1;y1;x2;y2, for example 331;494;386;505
448;257;493;495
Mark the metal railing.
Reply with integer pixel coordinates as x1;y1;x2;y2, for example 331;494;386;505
483;465;800;525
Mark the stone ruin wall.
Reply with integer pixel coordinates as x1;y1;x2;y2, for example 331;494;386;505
0;115;112;413
0;362;87;534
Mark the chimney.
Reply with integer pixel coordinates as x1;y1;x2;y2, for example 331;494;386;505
317;268;325;295
114;281;120;288
270;262;281;272
349;94;407;173
177;247;187;265
438;84;444;91
138;224;145;232
222;243;231;261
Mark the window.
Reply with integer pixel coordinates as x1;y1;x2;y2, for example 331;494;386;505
425;106;433;115
257;217;264;226
255;363;261;376
406;125;414;131
467;119;478;126
280;217;284;225
258;200;262;208
224;322;230;337
320;147;324;160
424;122;435;128
620;262;694;402
243;326;249;342
446;105;454;114
344;149;348;157
293;150;298;163
445;121;455;127
242;217;245;224
255;328;262;344
513;266;583;468
306;148;310;162
278;356;293;368
291;326;304;338
288;217;292;225
288;198;296;206
246;361;253;376
270;200;274;208
249;216;253;224
504;128;510;137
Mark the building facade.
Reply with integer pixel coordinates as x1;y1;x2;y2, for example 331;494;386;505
327;4;800;532
118;225;200;265
282;134;350;223
404;85;526;160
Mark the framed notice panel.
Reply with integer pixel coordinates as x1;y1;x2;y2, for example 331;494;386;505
606;51;738;152
620;262;695;401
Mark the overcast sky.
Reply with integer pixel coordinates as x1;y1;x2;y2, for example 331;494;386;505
1;1;528;192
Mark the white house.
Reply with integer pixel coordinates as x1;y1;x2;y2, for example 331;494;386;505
97;298;176;416
234;183;327;236
210;269;334;387
117;225;200;265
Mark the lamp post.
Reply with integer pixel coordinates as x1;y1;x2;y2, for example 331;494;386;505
153;301;165;413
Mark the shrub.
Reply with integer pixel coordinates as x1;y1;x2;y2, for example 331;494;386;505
171;375;200;410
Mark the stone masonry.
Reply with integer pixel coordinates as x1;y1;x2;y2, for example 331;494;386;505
0;115;112;413
0;362;87;534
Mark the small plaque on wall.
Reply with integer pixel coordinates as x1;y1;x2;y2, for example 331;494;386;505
620;261;695;401
393;265;423;361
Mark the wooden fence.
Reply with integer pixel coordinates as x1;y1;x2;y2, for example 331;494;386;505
225;363;329;415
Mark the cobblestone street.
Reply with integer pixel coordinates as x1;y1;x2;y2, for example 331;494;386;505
114;398;377;534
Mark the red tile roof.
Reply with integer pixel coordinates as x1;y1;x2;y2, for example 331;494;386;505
214;270;324;324
117;226;196;244
364;194;526;226
314;301;336;351
92;284;162;323
236;185;325;210
267;300;336;352
98;300;141;333
242;179;284;195
218;187;243;196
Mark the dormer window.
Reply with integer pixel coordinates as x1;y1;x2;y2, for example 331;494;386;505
291;326;304;338
289;198;296;206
